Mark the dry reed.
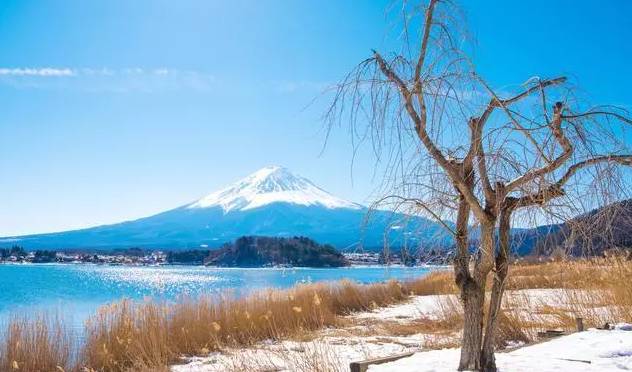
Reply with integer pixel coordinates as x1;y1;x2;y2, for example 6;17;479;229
79;279;410;371
0;313;72;372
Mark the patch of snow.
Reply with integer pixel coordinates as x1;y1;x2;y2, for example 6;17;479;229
353;294;459;322
187;166;362;212
369;329;632;371
171;335;426;372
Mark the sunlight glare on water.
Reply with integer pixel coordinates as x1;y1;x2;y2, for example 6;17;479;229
0;264;434;329
86;266;225;296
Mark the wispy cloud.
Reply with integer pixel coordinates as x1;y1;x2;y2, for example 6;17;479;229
0;67;75;76
0;67;185;77
0;67;323;95
0;67;217;92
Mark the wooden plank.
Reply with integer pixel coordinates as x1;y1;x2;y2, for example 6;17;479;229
349;352;415;372
575;317;584;332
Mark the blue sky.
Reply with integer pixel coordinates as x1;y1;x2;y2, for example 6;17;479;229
0;0;631;235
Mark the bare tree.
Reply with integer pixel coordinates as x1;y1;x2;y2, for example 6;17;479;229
326;1;632;370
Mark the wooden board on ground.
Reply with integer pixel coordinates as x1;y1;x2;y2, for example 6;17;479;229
350;352;415;372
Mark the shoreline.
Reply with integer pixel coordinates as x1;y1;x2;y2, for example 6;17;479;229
0;261;447;269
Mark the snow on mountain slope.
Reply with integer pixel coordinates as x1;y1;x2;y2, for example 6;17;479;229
0;165;449;250
187;166;361;212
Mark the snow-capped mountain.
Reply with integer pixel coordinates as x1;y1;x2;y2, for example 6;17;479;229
188;166;360;212
0;166;448;250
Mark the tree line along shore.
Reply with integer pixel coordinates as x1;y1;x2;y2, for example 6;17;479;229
0;235;455;267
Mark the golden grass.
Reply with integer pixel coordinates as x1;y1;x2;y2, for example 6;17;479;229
81;300;173;371
0;314;72;372
1;258;631;371
402;271;457;296
79;279;409;371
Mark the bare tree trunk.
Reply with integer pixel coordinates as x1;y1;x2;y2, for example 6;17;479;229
455;208;482;370
459;279;485;370
452;163;482;371
480;206;512;371
458;222;495;371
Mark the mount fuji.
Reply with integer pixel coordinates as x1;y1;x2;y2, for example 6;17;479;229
0;166;448;251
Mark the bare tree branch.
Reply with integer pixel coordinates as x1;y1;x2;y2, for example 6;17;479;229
414;0;440;84
506;102;573;191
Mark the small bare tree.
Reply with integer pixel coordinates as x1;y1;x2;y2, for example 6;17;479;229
326;1;632;370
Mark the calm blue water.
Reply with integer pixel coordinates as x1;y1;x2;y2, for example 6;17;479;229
0;264;432;329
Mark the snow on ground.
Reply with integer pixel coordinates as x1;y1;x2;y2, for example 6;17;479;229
370;326;632;371
171;334;427;372
171;327;632;372
353;294;456;322
171;290;628;371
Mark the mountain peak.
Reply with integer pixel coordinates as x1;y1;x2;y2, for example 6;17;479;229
187;166;361;212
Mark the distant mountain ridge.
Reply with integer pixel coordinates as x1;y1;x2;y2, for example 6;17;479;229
0;166;448;250
512;199;632;256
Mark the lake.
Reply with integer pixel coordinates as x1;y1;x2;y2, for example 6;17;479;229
0;264;434;329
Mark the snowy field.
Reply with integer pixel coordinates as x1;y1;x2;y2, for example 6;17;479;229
171;290;631;371
370;325;632;371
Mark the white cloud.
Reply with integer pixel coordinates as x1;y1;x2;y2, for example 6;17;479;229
0;67;179;78
0;67;75;76
0;66;217;92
